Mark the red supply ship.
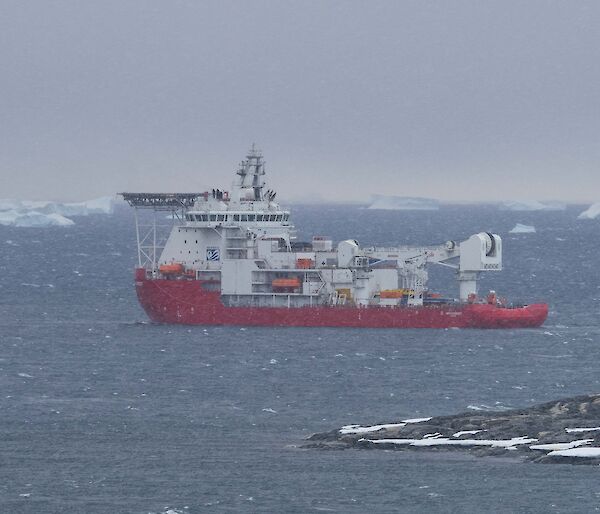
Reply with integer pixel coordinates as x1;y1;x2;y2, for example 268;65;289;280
121;146;547;328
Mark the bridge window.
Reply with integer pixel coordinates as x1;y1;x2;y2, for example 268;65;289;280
269;214;276;221
217;214;225;221
233;214;240;221
241;214;248;221
276;214;283;221
209;214;216;221
248;214;255;221
256;214;263;221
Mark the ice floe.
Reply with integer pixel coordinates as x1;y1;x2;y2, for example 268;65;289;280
577;202;600;220
500;200;565;211
509;223;536;234
368;195;439;211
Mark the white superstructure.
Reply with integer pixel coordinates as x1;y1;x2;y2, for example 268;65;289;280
123;146;503;308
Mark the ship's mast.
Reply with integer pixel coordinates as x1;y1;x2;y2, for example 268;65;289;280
234;143;267;202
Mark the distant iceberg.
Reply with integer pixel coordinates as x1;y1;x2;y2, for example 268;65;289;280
368;195;439;211
577;202;600;220
0;196;114;227
509;223;536;234
0;199;23;211
500;200;565;211
0;196;115;216
0;210;75;227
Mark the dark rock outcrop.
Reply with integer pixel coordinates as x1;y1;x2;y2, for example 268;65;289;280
303;394;600;464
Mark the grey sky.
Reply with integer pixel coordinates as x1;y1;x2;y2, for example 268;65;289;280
1;1;599;202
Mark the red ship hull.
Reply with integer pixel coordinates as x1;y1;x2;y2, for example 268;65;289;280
134;271;548;329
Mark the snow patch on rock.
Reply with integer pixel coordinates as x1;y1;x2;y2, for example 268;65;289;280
340;417;431;435
547;447;600;458
363;436;537;448
529;439;593;451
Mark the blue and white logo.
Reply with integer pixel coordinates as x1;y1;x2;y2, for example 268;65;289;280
206;247;220;261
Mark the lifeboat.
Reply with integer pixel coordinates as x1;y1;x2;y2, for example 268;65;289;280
159;263;185;275
380;289;410;299
296;258;314;269
272;278;301;289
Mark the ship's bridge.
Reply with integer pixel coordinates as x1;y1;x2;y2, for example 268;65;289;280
184;211;291;224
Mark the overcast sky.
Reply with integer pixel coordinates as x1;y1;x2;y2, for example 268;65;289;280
1;1;599;202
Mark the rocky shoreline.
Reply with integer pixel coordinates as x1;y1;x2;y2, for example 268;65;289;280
304;394;600;464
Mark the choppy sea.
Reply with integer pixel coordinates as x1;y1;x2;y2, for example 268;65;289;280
1;204;599;513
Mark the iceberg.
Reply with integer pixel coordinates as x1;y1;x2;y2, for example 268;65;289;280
83;196;115;214
509;223;536;234
500;200;565;211
0;196;115;217
56;196;115;216
0;210;75;227
0;196;115;227
0;199;23;210
368;195;439;210
32;197;114;216
577;202;600;220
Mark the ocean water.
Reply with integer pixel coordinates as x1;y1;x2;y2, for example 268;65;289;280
1;204;599;513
